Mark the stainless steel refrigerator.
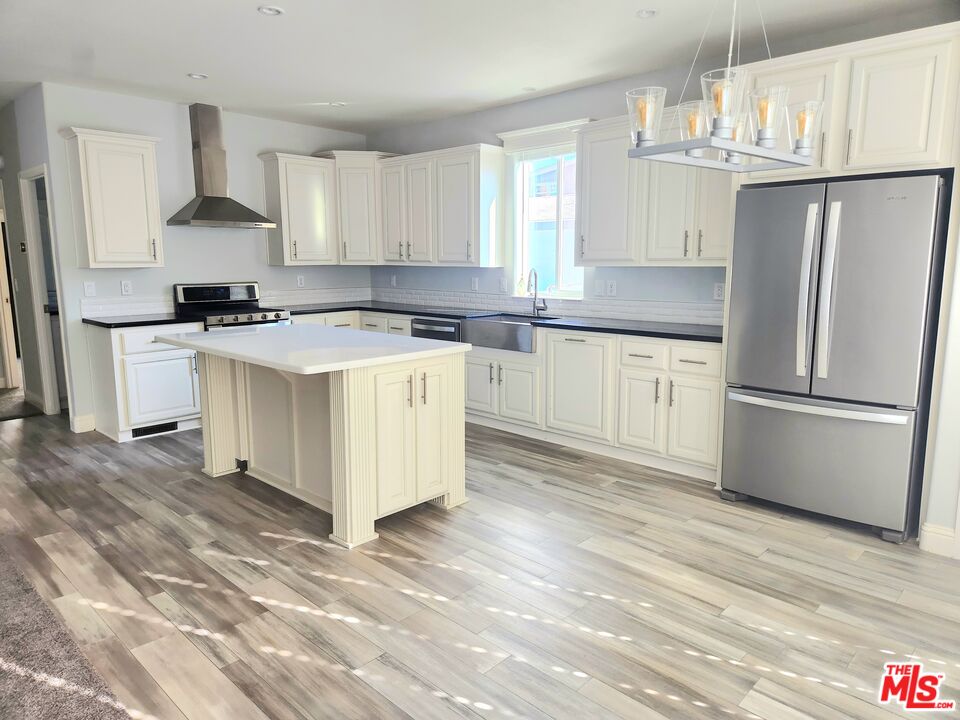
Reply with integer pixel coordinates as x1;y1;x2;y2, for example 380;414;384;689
721;173;948;542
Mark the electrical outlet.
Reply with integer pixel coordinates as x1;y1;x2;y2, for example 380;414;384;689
606;280;617;297
120;280;133;296
594;280;605;296
471;277;479;292
499;277;508;293
390;274;397;288
296;275;305;288
713;282;725;301
83;281;96;297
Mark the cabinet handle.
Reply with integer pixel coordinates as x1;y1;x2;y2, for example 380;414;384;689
407;375;413;407
191;355;198;374
655;377;660;404
819;131;826;164
151;238;157;261
466;239;473;259
488;362;494;384
683;230;689;257
669;379;675;407
389;325;404;331
293;240;298;259
697;230;703;257
497;365;503;385
421;372;427;404
628;353;654;359
399;240;404;259
563;337;586;343
678;358;707;365
406;240;411;259
343;240;347;257
580;235;585;257
364;323;378;328
334;323;350;327
845;128;853;166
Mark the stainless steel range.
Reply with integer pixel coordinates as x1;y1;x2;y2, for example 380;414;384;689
173;282;290;330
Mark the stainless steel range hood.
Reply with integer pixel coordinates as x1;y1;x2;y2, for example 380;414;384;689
167;103;276;228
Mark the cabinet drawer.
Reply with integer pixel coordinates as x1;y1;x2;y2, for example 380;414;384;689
119;323;202;355
620;340;668;369
325;311;358;328
669;345;722;377
291;313;328;325
360;315;388;332
386;317;412;335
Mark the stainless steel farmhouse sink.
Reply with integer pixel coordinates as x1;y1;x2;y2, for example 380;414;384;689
462;313;557;353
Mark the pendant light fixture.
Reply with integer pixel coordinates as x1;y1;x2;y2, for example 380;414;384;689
626;0;822;173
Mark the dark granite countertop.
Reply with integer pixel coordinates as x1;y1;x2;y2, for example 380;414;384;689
82;301;723;342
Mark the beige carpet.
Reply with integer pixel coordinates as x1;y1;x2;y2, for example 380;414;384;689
0;544;129;720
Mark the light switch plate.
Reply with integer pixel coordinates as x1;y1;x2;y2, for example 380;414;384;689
391;274;397;288
605;280;617;297
120;280;133;296
83;281;96;297
471;277;479;292
296;275;305;288
713;283;725;301
499;277;508;293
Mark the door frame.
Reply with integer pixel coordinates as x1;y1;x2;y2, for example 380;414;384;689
0;199;21;389
18;164;65;415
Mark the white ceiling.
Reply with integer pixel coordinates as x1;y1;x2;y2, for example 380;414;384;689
0;0;955;132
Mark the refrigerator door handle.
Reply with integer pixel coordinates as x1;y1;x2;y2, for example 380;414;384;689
817;201;843;379
796;203;819;376
727;391;909;425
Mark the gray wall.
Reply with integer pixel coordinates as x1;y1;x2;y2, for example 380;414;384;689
36;82;370;423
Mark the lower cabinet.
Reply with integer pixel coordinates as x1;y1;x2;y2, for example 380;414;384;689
545;332;614;442
374;360;451;516
617;369;667;454
386;317;412;335
359;314;388;332
465;354;541;426
666;376;720;465
290;311;359;328
122;350;200;426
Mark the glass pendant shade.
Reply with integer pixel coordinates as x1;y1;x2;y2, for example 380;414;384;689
749;85;790;148
677;100;709;157
790;100;824;156
701;67;746;139
626;87;667;147
723;113;750;164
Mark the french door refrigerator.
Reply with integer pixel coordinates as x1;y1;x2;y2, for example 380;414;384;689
722;173;948;542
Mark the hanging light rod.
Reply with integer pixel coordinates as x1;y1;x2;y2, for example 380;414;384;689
628;136;812;172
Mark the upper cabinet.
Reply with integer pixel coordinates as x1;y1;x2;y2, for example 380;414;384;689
380;144;504;267
62;128;164;268
744;28;959;182
262;153;338;265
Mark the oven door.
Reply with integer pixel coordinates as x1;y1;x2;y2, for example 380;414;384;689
411;318;461;341
206;320;291;332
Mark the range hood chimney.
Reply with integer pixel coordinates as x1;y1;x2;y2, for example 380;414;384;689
167;103;276;228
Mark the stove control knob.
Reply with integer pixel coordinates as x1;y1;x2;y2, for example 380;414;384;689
261;313;268;320
247;314;254;321
232;315;239;322
274;312;282;319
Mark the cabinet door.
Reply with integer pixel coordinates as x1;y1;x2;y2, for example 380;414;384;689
498;362;540;425
546;334;613;442
576;121;639;264
122;351;199;426
465;358;497;414
381;164;406;262
694;169;733;262
374;369;416;516
291;314;327;325
415;363;450;501
617;369;666;454
359;315;388;332
283;158;338;263
845;40;954;170
436;152;477;264
644;163;697;261
338;165;378;263
405;159;435;262
747;59;842;178
325;311;358;329
83;137;163;265
386;317;411;335
667;376;719;466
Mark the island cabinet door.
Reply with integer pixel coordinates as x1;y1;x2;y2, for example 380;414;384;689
122;350;200;426
415;362;450;501
375;368;417;516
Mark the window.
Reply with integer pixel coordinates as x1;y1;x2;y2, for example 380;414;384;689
513;151;583;299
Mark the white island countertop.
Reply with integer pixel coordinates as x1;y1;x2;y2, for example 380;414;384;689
156;324;471;375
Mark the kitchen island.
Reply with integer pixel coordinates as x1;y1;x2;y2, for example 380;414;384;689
157;324;470;548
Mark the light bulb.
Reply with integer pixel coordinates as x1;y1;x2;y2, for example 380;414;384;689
635;97;654;130
757;96;770;128
796;108;813;139
712;80;733;116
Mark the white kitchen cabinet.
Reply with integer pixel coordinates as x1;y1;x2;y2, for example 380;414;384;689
359;314;388;332
405;158;435;263
415;362;450;499
545;332;614;442
380;162;406;262
844;39;954;170
465;357;498;414
693;169;734;261
262;153;338;265
375;367;417;515
645;162;697;261
618;369;666;454
436;151;476;264
123;350;200;426
667;376;720;466
290;313;328;325
498;361;541;425
575;118;641;265
324;311;359;328
62;128;164;268
386;317;412;335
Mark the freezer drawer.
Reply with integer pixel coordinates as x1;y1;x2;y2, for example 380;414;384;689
721;389;915;531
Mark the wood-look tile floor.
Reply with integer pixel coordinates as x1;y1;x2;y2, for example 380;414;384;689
2;414;960;720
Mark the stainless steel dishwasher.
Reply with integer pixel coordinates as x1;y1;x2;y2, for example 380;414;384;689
411;317;461;341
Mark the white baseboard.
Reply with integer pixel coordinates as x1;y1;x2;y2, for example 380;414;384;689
466;413;717;484
70;413;96;433
919;523;958;558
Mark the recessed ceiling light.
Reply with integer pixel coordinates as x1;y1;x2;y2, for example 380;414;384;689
521;86;537;93
636;9;658;19
258;5;284;15
307;101;348;108
187;73;208;80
